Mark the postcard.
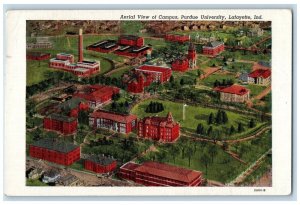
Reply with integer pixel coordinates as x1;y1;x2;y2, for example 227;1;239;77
4;9;292;196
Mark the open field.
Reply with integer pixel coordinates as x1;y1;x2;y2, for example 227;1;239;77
199;71;236;87
130;98;263;139
246;84;267;97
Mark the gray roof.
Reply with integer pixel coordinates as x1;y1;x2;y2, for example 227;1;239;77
47;113;76;123
58;97;84;111
239;73;249;82
31;138;79;154
86;154;116;166
205;41;224;48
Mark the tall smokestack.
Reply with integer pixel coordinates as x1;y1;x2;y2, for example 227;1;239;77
78;28;83;62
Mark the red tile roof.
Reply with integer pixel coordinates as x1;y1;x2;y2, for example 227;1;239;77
214;84;249;95
74;85;120;102
90;110;137;123
137;65;171;73
248;69;271;79
133;161;202;183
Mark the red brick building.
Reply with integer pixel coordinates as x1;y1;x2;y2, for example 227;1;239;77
89;110;137;134
138;112;180;142
74;85;120;109
118;35;144;47
58;97;89;118
214;84;250;103
119;161;203;186
84;155;117;174
29;138;80;166
172;58;189;72
43;113;78;135
114;45;152;58
135;65;172;83
165;34;190;43
126;72;153;93
26;52;51;61
202;41;225;56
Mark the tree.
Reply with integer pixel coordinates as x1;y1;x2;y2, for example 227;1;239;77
208;144;218;163
186;144;194;167
207;126;213;136
249;118;256;128
200;152;210;175
196;123;205;135
170;145;180;163
215;110;222;124
237;122;244;133
180;78;185;86
230;125;235;135
170;75;174;83
208;113;214;125
221;111;228;124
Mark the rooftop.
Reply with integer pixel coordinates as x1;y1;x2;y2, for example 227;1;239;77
58;97;84;111
86;154;116;166
47;113;76;122
123;161;202;183
136;65;171;73
214;84;249;95
204;41;224;48
248;68;271;79
74;85;120;102
90;110;137;123
31;138;79;154
119;35;141;41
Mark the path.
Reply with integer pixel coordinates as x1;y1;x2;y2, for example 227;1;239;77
200;67;221;80
254;85;271;100
104;65;129;77
226;148;272;186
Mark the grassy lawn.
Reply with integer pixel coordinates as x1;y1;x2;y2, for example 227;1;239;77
246;84;266;97
200;72;236;87
26;179;48;186
220;50;271;62
69;159;86;171
109;66;132;78
226;62;253;73
26;60;54;86
130;98;263;139
229;129;271;164
144;38;167;49
136;137;247;183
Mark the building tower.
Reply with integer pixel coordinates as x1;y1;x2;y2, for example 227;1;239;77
78;28;83;62
187;42;197;69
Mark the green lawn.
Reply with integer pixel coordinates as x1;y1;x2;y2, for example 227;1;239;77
246;84;266;97
226;62;253;73
200;72;236;87
26;179;48;186
26;60;54;86
109;66;131;78
130;98;263;139
136;137;247;183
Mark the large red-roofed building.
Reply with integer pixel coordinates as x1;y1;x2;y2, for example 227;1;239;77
214;84;250;103
119;161;203;186
89;110;137;134
135;65;172;83
126;72;153;93
118;35;144;47
74;85;120;109
138;112;180;142
29;138;80;166
248;69;271;86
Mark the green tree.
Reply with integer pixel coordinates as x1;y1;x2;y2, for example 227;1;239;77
200;152;210;175
186;145;194;167
230;125;235;135
207;126;213;136
221;111;228;124
208;144;218;163
237;122;244;133
196;123;205;135
170;145;180;163
249;118;256;128
208;113;214;125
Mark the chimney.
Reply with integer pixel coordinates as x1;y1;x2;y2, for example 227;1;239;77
78;28;83;62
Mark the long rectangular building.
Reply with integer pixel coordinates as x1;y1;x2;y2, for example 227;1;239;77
135;65;172;83
89;110;137;134
43;113;78;135
29;138;80;166
119;161;203;186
